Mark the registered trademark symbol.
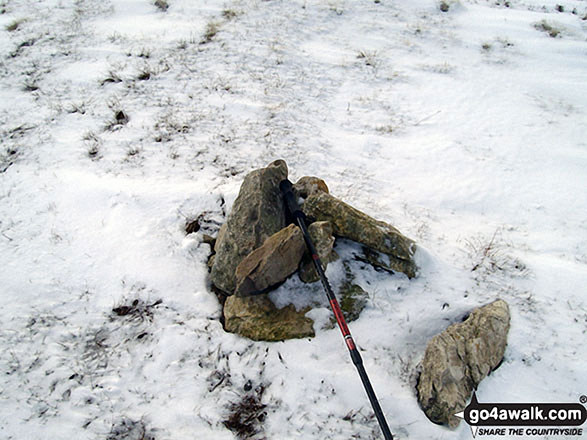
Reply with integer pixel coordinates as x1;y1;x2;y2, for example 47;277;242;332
580;395;587;404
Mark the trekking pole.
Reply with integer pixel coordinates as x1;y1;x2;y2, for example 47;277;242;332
279;179;394;440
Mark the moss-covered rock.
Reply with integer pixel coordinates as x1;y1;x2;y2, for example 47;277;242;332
339;281;368;322
224;294;314;341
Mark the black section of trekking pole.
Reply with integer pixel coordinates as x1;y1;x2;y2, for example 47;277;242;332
280;179;394;440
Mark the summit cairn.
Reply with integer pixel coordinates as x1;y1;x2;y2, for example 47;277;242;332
208;160;418;341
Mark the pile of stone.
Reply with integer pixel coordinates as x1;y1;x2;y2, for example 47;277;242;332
204;160;511;430
208;160;418;341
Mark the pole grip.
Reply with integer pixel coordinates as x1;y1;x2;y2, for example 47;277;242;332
279;179;305;221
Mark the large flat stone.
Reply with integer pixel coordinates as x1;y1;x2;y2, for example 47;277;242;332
234;224;306;297
224;295;314;341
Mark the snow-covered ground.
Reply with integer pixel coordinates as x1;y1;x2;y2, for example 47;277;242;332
0;0;586;438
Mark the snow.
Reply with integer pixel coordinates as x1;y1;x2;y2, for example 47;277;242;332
1;0;586;439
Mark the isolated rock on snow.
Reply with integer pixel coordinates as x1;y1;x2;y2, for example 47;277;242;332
417;299;510;427
234;224;306;297
302;191;418;278
211;160;288;294
293;176;329;198
223;294;314;341
298;221;336;283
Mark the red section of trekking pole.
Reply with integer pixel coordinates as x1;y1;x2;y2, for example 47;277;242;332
280;179;394;440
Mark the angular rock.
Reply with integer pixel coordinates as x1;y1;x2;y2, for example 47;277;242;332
211;160;288;294
417;299;510;427
293;176;329;198
224;294;314;341
299;221;336;283
235;224;306;297
302;191;418;278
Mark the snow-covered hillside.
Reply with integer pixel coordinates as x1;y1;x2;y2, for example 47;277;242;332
0;0;585;439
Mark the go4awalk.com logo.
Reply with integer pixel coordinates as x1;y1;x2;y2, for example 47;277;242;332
455;393;587;438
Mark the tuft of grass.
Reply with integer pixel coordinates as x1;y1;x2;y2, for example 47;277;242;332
183;211;223;236
376;124;396;134
111;298;163;323
83;131;102;160
222;8;238;20
496;37;514;48
83;131;99;142
87;144;100;160
465;229;529;279
0;147;18;173
154;0;168;12
7;124;34;139
100;69;123;86
137;71;151;81
223;384;267;439
329;2;344;15
126;146;141;159
108;32;124;44
136;66;154;81
534;20;562;38
10;38;35;57
66;100;88;114
201;21;220;44
104;109;129;131
357;50;378;67
482;37;514;54
106;416;157;440
153;112;191;142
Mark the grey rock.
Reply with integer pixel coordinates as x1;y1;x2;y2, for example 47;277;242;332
299;221;336;284
302;191;418;278
224;294;314;341
417;299;510;427
234;224;306;297
293;176;329;198
210;160;288;294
